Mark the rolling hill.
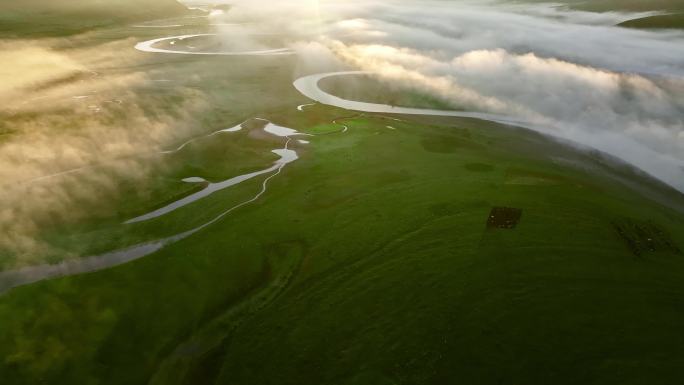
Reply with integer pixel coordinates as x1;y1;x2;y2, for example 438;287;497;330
618;13;684;29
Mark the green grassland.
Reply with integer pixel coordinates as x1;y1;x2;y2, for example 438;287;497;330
3;63;684;385
526;0;684;12
2;9;684;385
0;0;191;37
3;106;684;384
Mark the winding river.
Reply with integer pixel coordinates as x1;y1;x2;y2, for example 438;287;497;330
127;122;304;223
293;71;544;131
0;121;302;294
135;34;294;56
1;27;555;294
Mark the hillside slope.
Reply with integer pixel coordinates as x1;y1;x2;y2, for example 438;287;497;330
525;0;684;12
618;13;684;29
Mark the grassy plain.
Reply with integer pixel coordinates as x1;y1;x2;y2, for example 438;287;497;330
3;92;684;385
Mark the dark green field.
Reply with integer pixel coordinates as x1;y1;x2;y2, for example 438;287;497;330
2;1;684;385
619;14;684;29
529;0;684;12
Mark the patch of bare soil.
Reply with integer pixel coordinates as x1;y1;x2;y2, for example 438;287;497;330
612;219;681;257
486;207;522;229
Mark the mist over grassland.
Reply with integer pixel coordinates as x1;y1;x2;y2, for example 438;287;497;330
279;0;684;189
0;2;207;263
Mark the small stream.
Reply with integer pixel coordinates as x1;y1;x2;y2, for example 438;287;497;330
0;121;304;294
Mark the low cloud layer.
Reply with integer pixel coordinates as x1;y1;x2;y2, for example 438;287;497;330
210;0;684;189
323;40;684;188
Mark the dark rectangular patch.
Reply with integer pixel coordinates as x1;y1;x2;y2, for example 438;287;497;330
486;207;522;229
613;219;681;257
